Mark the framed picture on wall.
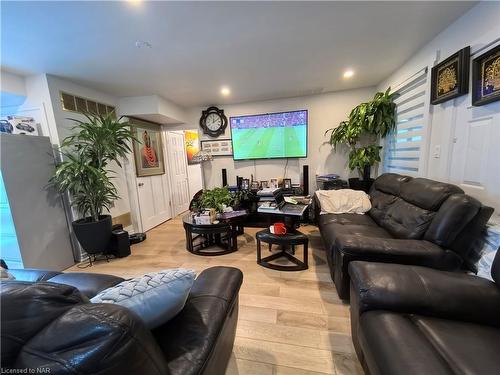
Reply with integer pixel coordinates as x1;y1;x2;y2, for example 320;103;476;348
130;119;165;177
472;44;500;106
201;139;233;156
184;130;200;165
241;179;250;190
430;46;470;105
282;178;292;190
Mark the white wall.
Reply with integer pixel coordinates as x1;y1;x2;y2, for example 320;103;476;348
187;87;375;189
118;94;188;124
379;2;500;213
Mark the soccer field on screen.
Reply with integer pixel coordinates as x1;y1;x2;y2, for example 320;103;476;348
232;125;307;160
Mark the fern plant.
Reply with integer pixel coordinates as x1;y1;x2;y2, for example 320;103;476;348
51;113;136;222
326;88;397;178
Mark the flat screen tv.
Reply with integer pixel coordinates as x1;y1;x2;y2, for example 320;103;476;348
230;109;307;160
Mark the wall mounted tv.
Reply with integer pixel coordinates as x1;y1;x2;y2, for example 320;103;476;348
230;109;307;161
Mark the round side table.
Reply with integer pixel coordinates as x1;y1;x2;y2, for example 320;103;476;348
255;229;308;271
183;213;247;256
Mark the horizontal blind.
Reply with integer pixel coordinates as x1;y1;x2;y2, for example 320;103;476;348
383;68;429;176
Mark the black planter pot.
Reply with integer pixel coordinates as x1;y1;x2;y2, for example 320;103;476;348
72;215;112;255
348;178;374;193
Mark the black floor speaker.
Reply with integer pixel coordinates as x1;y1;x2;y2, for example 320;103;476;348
303;165;309;195
222;168;228;187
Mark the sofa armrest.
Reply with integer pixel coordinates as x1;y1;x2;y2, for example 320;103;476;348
336;235;462;270
349;261;500;328
190;266;243;303
152;266;243;375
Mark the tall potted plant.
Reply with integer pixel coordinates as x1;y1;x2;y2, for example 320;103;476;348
326;88;397;190
51;113;135;256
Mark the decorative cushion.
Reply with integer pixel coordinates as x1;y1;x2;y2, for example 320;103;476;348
91;268;196;329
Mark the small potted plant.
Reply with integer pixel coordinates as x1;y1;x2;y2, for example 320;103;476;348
51;113;135;258
326;88;397;191
199;187;234;214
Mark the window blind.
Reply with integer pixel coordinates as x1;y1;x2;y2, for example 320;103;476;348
383;68;430;176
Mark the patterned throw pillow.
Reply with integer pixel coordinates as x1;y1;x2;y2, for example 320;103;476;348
91;269;196;329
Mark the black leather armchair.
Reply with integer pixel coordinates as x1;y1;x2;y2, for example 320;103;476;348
1;266;243;375
348;251;500;375
317;173;493;299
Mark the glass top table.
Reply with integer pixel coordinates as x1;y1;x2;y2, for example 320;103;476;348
182;211;248;256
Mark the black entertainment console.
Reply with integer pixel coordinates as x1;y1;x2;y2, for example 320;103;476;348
236;190;311;228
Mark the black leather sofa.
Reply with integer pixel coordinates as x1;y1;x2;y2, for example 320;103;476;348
1;266;243;375
348;250;500;375
317;173;493;299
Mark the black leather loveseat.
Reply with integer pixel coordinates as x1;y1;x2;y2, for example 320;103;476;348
348;250;500;375
317;173;493;299
1;266;242;375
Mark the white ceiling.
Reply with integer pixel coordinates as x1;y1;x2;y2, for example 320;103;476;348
1;1;475;108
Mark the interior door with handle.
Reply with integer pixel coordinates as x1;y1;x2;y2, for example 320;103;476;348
166;131;190;216
136;174;172;232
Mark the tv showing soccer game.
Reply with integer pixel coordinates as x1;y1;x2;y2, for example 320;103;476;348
230;110;307;160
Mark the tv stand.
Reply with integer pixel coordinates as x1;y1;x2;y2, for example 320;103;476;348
238;192;311;228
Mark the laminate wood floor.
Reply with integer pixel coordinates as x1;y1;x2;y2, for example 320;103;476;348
67;215;364;375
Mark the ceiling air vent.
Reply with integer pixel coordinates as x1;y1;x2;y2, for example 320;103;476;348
60;91;116;118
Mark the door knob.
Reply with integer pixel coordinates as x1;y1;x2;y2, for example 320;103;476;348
138;183;144;187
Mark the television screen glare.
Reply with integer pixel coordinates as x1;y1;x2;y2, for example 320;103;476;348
230;110;307;160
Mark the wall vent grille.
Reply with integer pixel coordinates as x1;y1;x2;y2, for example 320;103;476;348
60;91;116;117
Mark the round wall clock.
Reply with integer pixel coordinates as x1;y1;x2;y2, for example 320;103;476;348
200;106;228;137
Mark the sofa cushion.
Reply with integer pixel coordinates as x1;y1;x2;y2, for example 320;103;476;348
359;311;454;375
359;311;500;375
413;315;500;375
319;212;380;228
1;281;88;366
371;173;410;196
400;178;463;211
91;269;196;329
48;272;125;299
368;189;398;226
319;213;392;253
382;198;436;239
1;282;169;375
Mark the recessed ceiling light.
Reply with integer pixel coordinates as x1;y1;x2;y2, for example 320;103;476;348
343;70;355;79
221;87;231;96
135;40;152;49
127;0;143;6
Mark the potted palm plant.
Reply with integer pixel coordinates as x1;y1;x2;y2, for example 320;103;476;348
326;88;397;191
51;113;135;256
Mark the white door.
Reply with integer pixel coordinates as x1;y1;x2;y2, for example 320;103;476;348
166;131;190;216
136;173;172;232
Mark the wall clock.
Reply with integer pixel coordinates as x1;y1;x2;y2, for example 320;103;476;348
200;106;228;137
